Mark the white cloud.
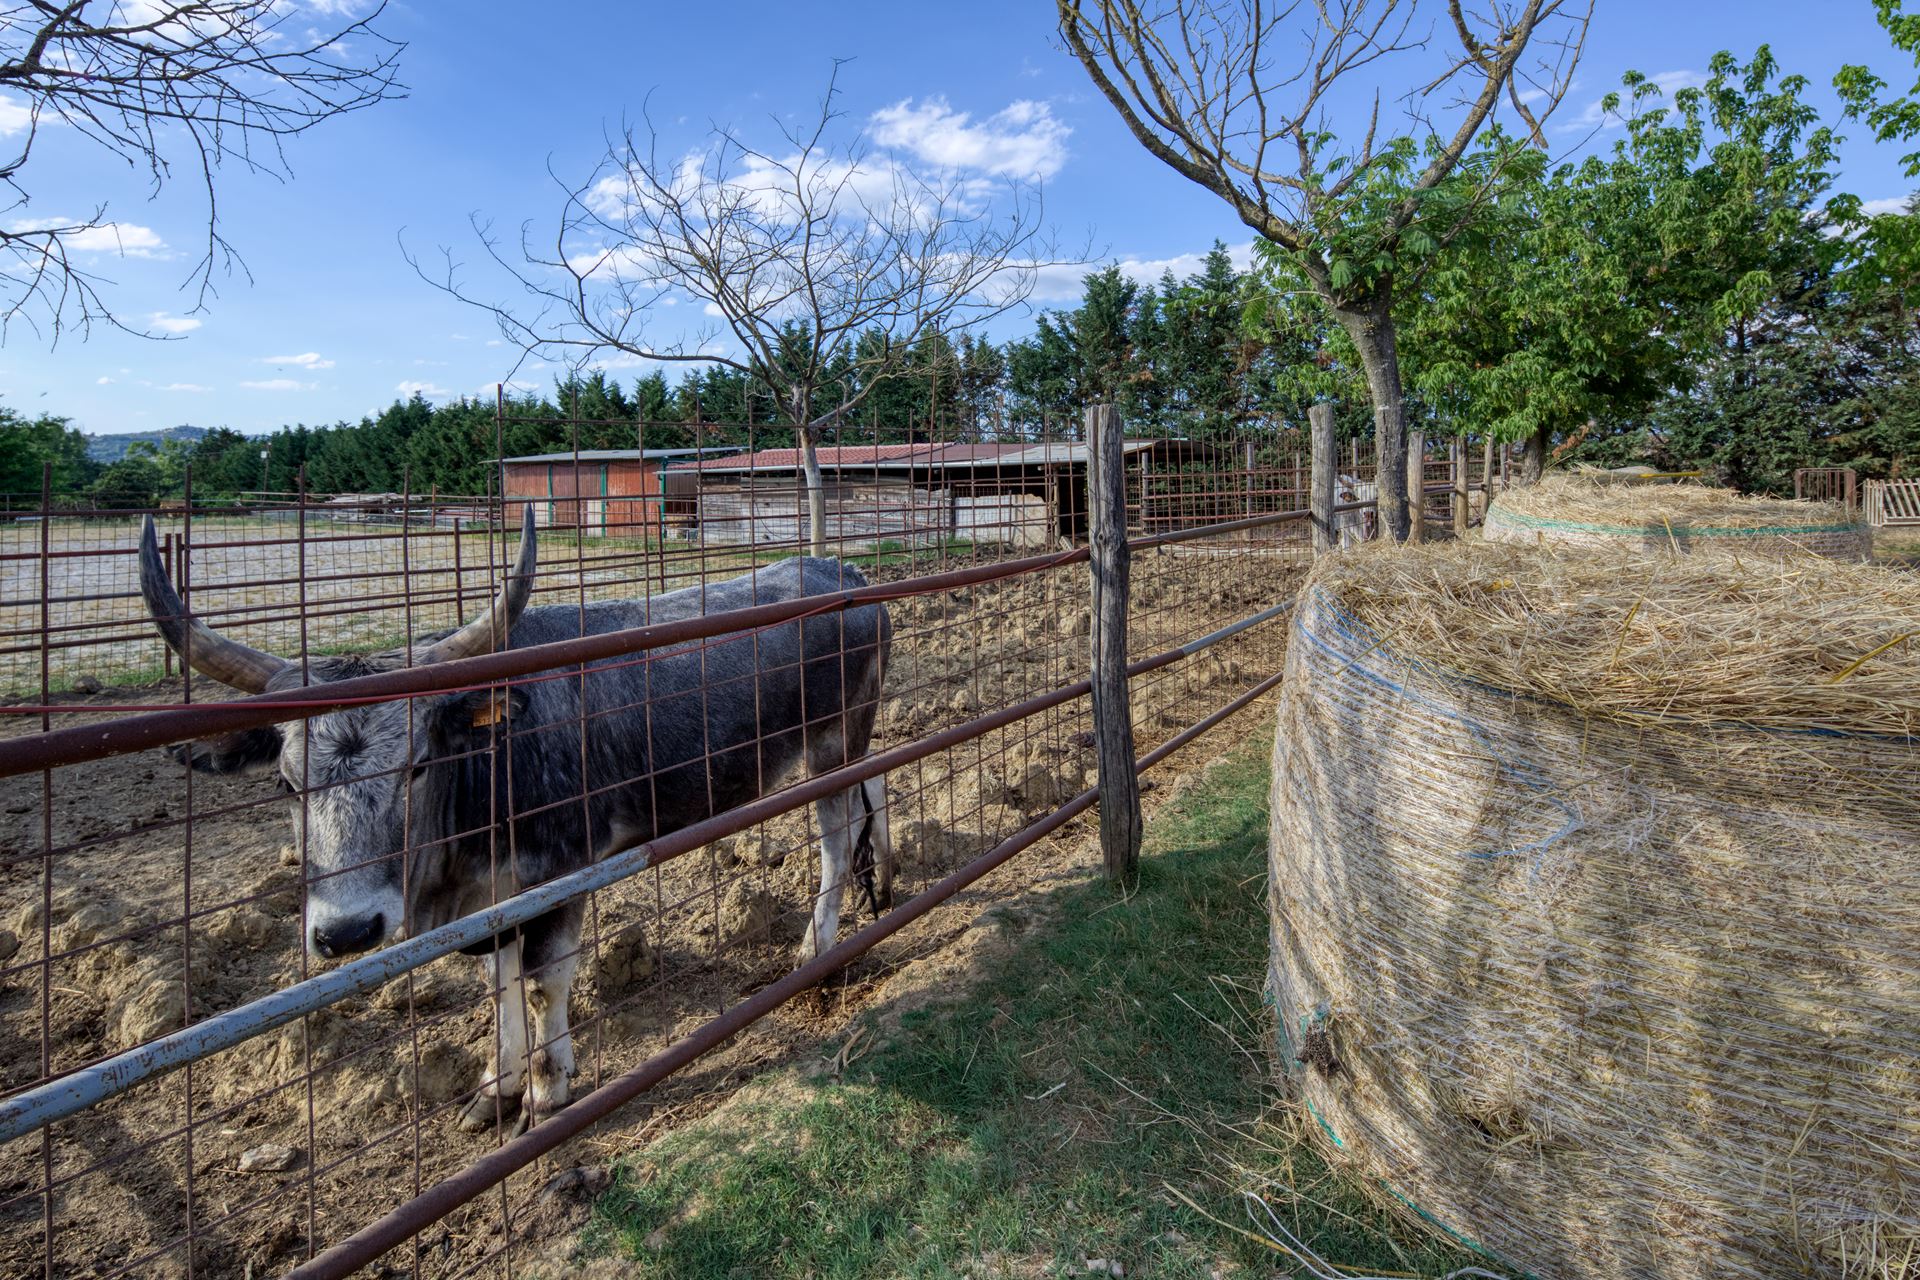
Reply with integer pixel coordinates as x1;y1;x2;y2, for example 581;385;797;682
565;240;664;281
9;218;168;258
1861;196;1915;218
869;98;1069;181
0;95;33;138
95;375;113;385
148;311;202;334
159;382;210;393
1561;70;1707;132
259;351;335;370
240;378;316;391
72;222;166;256
703;300;727;318
396;380;452;397
1026;241;1255;304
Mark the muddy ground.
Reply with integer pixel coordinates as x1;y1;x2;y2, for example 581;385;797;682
0;546;1300;1278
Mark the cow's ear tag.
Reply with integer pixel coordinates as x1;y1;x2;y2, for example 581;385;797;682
471;688;511;727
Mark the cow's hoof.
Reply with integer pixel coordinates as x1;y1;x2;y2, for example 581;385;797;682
509;1095;572;1140
456;1091;521;1134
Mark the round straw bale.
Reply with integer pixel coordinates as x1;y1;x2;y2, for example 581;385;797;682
1485;474;1872;560
1268;540;1919;1279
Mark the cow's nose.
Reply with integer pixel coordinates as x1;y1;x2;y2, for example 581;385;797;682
311;913;385;958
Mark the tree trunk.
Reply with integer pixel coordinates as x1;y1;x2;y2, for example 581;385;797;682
1330;294;1410;542
1518;425;1549;486
793;392;828;557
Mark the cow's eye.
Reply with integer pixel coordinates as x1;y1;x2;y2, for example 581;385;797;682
276;776;296;796
410;762;429;781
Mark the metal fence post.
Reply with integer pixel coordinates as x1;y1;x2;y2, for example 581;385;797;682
1085;403;1140;885
1309;403;1336;555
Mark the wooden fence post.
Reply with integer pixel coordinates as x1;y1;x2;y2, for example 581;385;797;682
1483;435;1496;509
1309;402;1336;555
1406;428;1426;543
1085;403;1141;886
1452;435;1469;538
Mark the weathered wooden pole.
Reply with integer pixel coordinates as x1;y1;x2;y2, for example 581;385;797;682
1085;403;1141;886
1406;428;1427;543
1452;435;1469;538
1309;402;1337;555
1483;435;1496;508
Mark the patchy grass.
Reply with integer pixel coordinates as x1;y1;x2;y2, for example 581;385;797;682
1875;525;1920;567
578;731;1473;1279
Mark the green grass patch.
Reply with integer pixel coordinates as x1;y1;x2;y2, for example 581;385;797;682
581;731;1475;1279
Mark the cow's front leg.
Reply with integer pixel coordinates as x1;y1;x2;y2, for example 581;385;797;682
864;775;893;911
457;937;530;1133
521;944;579;1133
799;789;852;965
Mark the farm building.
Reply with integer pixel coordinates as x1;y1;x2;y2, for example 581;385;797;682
662;438;1231;549
500;447;742;537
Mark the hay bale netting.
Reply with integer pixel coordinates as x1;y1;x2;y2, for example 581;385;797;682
1268;541;1919;1280
1484;474;1873;560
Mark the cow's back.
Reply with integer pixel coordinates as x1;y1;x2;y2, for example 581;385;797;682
495;558;888;858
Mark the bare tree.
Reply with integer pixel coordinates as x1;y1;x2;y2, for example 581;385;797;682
1058;0;1589;539
421;68;1057;557
1;1;404;342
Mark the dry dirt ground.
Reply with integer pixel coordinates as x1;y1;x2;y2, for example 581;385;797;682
0;546;1301;1278
0;515;774;696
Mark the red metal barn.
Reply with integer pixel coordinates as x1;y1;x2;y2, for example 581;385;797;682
500;448;740;538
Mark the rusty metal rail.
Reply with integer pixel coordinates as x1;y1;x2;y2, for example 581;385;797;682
0;503;1345;778
0;598;1292;1144
285;663;1289;1280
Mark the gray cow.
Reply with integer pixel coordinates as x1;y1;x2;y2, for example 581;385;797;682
140;509;892;1132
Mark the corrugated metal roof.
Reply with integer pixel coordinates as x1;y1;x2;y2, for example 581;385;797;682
500;447;741;464
668;440;1188;475
670;443;945;472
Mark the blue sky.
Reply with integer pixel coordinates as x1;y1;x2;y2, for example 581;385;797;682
6;0;1917;437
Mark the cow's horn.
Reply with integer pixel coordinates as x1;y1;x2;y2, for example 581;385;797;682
139;516;289;694
419;504;537;664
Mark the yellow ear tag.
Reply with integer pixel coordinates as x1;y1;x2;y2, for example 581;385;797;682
471;688;511;727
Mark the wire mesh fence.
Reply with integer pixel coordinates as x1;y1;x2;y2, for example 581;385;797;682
0;406;1500;1278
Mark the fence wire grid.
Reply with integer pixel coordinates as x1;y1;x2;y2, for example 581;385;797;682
0;407;1500;1279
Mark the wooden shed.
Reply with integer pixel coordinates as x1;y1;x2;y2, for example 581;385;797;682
500;448;740;538
663;439;1225;550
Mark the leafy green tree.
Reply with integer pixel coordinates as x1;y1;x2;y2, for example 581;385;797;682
1007;312;1082;436
0;407;94;493
89;454;163;508
1159;243;1243;438
1837;0;1920;177
956;334;1009;438
1059;0;1589;538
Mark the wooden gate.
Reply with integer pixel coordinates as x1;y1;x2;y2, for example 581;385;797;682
1794;467;1857;512
1864;478;1920;527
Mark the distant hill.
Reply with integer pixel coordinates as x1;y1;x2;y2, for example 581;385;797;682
84;425;210;463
